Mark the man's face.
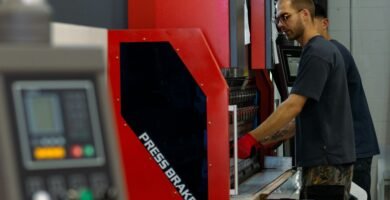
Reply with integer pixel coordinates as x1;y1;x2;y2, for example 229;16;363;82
276;0;305;40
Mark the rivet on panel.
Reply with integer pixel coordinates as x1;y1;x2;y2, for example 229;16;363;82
176;48;180;52
115;56;119;60
142;37;147;41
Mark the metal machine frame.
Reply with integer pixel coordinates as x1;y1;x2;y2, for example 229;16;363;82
108;29;230;200
107;0;282;199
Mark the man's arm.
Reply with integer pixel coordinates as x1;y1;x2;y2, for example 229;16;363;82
237;93;307;159
262;119;296;146
249;94;307;145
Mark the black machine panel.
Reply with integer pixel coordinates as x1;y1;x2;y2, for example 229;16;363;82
278;46;302;86
120;42;208;199
7;78;116;200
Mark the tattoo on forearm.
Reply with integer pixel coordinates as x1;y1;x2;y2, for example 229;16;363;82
262;129;290;143
261;120;296;144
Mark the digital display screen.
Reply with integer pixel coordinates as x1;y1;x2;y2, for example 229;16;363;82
287;56;300;76
278;46;302;86
25;92;63;135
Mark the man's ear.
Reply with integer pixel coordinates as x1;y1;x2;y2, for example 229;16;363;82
301;9;313;23
322;18;329;29
301;8;311;18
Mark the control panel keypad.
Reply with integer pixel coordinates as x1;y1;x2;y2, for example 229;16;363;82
26;177;44;196
26;172;113;200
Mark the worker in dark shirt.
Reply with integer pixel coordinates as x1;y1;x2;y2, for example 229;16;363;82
314;4;380;200
237;0;356;199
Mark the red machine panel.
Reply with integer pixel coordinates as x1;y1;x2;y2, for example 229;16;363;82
108;29;229;200
251;0;266;69
128;0;230;68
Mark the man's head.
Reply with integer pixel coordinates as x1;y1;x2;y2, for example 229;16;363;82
275;0;315;41
313;3;329;38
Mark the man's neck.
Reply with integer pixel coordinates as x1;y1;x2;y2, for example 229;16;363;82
297;22;320;47
323;32;331;40
297;26;320;46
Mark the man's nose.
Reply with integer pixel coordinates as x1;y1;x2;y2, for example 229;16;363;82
277;21;284;29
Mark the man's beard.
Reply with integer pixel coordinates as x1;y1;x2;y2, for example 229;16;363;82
286;21;304;41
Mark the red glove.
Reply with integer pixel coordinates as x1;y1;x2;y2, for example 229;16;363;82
237;134;261;159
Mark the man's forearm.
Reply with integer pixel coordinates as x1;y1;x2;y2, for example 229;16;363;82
248;94;305;145
249;102;297;144
261;119;295;144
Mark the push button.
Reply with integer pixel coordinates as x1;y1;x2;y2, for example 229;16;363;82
32;190;51;200
79;188;94;200
83;145;95;157
71;145;83;158
34;147;66;160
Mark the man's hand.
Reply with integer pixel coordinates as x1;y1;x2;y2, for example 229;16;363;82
237;134;261;159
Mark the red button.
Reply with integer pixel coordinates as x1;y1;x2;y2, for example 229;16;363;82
71;145;83;158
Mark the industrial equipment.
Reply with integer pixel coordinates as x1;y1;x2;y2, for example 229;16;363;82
224;69;261;186
109;29;229;200
0;0;126;199
0;46;125;200
108;0;295;199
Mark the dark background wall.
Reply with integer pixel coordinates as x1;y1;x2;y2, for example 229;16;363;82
313;0;327;14
273;0;327;15
47;0;128;29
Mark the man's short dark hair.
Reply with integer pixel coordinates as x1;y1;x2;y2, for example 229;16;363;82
290;0;315;19
314;3;327;18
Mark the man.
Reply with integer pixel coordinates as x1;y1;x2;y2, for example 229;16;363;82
237;0;356;199
314;4;380;200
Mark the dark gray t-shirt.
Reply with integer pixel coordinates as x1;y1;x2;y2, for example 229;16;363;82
291;36;356;167
331;40;380;158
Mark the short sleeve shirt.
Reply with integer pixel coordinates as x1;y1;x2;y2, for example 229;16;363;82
291;36;356;167
331;40;380;158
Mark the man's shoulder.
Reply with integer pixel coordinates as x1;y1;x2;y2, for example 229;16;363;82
304;36;339;59
330;39;356;67
330;40;350;54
